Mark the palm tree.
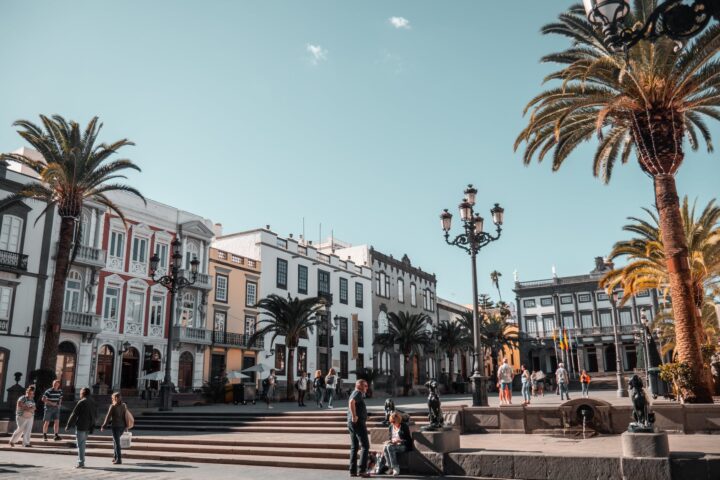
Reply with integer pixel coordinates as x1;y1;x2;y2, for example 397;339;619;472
379;311;432;395
435;320;472;390
248;293;322;401
0;115;143;374
476;312;518;384
514;2;719;402
490;271;503;301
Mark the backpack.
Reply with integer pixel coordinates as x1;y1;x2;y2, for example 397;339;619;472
262;378;269;388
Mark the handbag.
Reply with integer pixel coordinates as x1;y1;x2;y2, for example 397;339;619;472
124;405;135;430
119;431;132;449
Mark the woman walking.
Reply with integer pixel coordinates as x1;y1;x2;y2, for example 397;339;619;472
520;366;532;405
9;385;36;447
101;392;131;464
313;370;325;408
325;368;338;409
580;370;591;398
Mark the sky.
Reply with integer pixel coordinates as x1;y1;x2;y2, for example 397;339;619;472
1;1;718;306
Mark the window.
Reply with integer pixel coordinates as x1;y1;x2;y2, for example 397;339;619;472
540;297;553;307
246;282;257;306
244;316;256;336
424;290;430;310
543;315;555;333
637;290;650;297
580;312;593;328
275;344;286;376
578;294;591;303
296;346;307;375
109;231;125;259
410;283;417;307
131;237;148;263
298;265;308;294
339;316;348;345
357;320;364;348
276;258;288;289
560;295;573;305
397;278;405;303
213;311;226;333
375;272;390;298
154;243;168;270
599;311;612;327
0;215;22;252
340;351;348;379
339;278;348;304
429;291;435;312
185;242;199;270
523;299;536;308
181;292;195;327
318;270;330;295
597;291;609;301
80;211;91;246
150;294;165;328
525;317;537;334
357;353;364;371
102;286;120;329
0;286;12;321
562;313;575;329
64;271;82;312
215;274;228;302
125;290;145;334
355;282;363;308
619;309;632;325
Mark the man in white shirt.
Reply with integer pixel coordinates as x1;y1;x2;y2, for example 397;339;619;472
555;363;570;401
497;358;514;405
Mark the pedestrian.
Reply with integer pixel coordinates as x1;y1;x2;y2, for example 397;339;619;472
313;369;325;408
296;371;308;407
535;370;546;396
497;358;514;404
8;385;36;447
520;365;532;405
66;387;96;468
101;392;132;464
264;369;277;409
580;369;591;398
42;379;63;441
325;368;338;409
348;379;370;478
375;411;413;476
556;363;570;401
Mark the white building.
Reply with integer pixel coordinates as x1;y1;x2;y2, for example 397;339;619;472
213;228;374;387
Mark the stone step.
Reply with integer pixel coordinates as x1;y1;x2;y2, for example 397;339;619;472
0;445;347;470
130;424;350;433
133;417;427;426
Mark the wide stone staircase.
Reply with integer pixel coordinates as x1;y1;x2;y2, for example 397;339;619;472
0;409;431;470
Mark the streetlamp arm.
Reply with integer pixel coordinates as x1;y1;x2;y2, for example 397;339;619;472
151;272;197;294
443;225;502;255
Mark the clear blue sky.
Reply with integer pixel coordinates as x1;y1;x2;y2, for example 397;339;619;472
1;1;718;305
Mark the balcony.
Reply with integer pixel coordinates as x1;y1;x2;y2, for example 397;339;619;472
179;270;212;290
0;249;28;272
71;244;106;268
212;331;265;350
173;326;212;345
61;311;101;335
529;324;639;340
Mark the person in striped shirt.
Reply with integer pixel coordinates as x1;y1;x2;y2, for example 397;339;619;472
42;380;63;441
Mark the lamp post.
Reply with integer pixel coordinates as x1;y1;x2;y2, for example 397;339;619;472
149;238;200;411
440;184;504;407
582;0;720;53
608;289;628;397
639;308;652;387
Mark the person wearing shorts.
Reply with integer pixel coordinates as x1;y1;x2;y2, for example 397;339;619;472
42;380;63;441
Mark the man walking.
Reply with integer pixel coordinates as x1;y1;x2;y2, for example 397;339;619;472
42;380;63;441
497;358;514;404
556;363;570;401
66;387;96;468
348;379;370;477
265;369;277;409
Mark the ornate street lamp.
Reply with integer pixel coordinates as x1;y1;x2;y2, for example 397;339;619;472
149;237;200;411
608;289;629;397
583;0;720;52
440;184;504;407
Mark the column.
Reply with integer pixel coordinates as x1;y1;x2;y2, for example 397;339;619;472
595;344;606;372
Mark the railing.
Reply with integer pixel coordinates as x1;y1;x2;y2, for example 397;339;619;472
178;270;212;290
0;318;8;333
212;331;265;349
532;324;640;339
276;238;288;249
173;326;212;344
73;244;107;267
297;246;307;255
61;311;101;333
317;253;330;264
0;249;28;271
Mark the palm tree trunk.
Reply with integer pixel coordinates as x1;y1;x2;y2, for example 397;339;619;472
40;216;75;372
287;346;296;401
654;175;713;403
448;351;455;394
403;354;411;396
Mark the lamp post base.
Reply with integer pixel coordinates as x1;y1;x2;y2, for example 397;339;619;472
616;372;628;397
616;388;629;398
471;372;489;407
159;384;173;411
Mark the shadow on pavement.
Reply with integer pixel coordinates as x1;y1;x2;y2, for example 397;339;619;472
132;462;199;469
0;464;37;474
85;466;174;473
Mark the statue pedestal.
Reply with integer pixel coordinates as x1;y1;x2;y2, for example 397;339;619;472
621;431;669;458
412;427;459;453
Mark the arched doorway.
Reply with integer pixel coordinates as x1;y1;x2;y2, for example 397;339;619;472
56;342;77;399
148;349;162;390
121;347;140;390
96;345;114;390
178;351;194;392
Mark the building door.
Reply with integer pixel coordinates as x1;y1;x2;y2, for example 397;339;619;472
121;347;140;389
178;351;194;392
211;353;226;385
605;346;617;372
56;342;77;399
242;356;256;383
96;345;114;388
625;345;637;370
586;348;598;372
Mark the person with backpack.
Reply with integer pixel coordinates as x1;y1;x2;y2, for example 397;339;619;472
264;369;277;409
580;370;591;398
313;370;325;408
325;368;338;409
101;392;133;464
296;371;308;407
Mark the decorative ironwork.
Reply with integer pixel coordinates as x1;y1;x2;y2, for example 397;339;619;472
0;249;28;271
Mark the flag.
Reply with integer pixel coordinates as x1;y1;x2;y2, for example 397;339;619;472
563;329;569;351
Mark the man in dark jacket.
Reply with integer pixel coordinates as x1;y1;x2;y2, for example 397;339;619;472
66;387;96;468
348;379;369;477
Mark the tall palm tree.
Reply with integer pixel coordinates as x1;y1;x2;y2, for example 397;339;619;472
248;293;322;401
1;115;143;373
379;311;432;395
476;312;518;384
515;2;719;402
490;271;503;302
435;320;472;389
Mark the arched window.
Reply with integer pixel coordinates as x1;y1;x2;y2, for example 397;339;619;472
181;292;195;327
64;271;82;312
0;215;23;253
178;351;194;392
